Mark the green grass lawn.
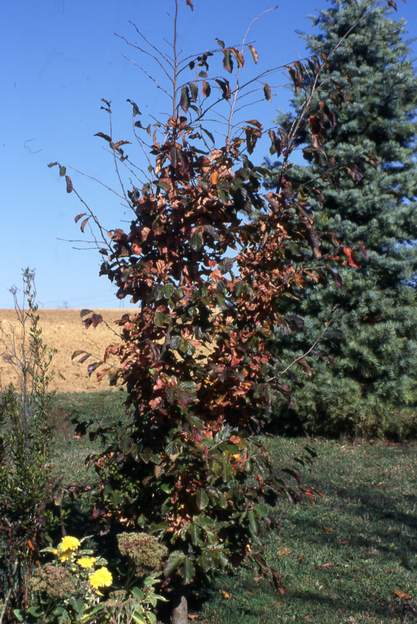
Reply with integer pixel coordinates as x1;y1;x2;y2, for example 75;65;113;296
53;393;417;624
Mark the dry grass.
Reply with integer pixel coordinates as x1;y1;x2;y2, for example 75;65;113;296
0;309;123;392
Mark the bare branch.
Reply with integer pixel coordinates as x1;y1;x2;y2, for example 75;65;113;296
115;31;173;84
122;54;171;98
129;20;174;69
266;307;338;382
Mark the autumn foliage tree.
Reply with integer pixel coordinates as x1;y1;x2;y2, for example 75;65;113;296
51;0;353;617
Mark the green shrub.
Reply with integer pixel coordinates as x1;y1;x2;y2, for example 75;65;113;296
0;269;55;622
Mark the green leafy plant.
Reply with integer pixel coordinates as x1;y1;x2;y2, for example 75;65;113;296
15;534;166;624
0;269;56;622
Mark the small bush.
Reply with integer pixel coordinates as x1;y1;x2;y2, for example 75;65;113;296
17;534;166;624
0;269;56;622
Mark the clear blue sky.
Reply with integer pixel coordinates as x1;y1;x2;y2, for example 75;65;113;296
1;0;416;308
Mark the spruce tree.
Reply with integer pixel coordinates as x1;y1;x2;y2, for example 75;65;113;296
271;0;417;437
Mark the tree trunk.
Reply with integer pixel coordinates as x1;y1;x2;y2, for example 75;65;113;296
171;595;188;624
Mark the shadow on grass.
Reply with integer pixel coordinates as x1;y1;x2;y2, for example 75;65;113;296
290;482;417;563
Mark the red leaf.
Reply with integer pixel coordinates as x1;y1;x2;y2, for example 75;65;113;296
342;246;360;269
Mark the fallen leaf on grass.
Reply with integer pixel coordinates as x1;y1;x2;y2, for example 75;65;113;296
316;562;335;570
393;589;412;601
304;487;316;502
278;546;292;557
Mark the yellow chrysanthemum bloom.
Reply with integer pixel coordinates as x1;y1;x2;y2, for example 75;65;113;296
58;536;81;552
56;536;81;562
89;567;113;591
57;551;72;562
77;556;97;569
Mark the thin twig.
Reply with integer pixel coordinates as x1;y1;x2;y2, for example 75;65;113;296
266;307;338;382
115;31;173;84
226;5;279;145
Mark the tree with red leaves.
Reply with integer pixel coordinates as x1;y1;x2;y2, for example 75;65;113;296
51;1;353;618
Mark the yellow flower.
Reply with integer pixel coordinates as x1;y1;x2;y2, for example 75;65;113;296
77;556;97;570
58;536;81;552
57;551;72;562
56;536;81;562
89;567;113;591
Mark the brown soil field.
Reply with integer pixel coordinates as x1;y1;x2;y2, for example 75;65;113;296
0;309;123;392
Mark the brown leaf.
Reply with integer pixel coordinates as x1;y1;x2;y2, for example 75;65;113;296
215;78;231;100
309;115;321;149
65;175;73;193
248;44;259;64
210;170;219;185
245;119;262;129
95;132;112;143
202;81;211;98
180;86;190;112
223;49;233;73
112;140;131;151
393;589;412;601
230;47;245;68
263;83;272;101
342;246;360;269
316;562;334;570
88;361;102;376
277;547;291;557
80;217;90;233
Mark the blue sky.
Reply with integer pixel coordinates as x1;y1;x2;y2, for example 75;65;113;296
1;0;416;308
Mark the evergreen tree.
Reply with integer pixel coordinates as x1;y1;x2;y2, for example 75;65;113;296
270;0;417;437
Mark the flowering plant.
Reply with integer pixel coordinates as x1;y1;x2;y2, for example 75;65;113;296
14;535;166;623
